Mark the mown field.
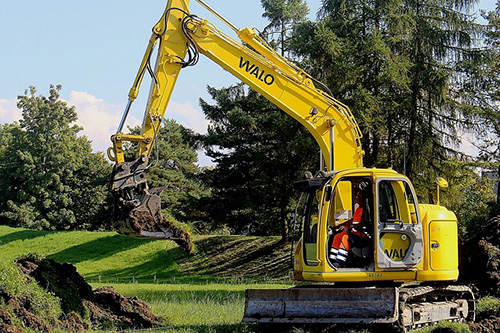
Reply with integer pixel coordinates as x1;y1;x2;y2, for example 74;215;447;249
0;225;484;332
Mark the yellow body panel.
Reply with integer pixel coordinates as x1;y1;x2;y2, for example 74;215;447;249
417;204;459;281
429;221;458;271
297;270;417;283
379;233;410;262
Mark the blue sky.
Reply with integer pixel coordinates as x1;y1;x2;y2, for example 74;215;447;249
0;0;496;165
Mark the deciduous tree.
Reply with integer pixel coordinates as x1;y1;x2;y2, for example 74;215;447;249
0;86;110;230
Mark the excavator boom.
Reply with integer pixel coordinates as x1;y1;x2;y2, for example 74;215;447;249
108;0;362;247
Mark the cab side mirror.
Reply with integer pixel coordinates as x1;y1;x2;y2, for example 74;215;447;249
435;177;448;206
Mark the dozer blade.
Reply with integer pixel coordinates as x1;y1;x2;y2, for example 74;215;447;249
110;156;193;253
243;287;399;324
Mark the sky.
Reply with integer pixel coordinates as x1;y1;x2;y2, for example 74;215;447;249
0;0;497;165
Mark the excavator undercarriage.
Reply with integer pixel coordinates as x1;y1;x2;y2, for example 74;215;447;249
243;284;475;330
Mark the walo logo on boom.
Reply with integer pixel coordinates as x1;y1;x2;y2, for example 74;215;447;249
239;57;275;86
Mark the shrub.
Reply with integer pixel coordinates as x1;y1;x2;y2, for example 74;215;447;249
476;296;500;319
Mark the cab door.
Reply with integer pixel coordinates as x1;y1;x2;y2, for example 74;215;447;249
301;186;331;269
375;178;423;269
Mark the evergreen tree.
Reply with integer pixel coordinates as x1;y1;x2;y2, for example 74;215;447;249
471;1;500;205
290;0;482;193
291;0;408;168
397;0;480;184
0;86;110;230
199;84;317;242
260;0;309;55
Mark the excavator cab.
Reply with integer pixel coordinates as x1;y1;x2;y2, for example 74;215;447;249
294;168;424;282
245;168;474;326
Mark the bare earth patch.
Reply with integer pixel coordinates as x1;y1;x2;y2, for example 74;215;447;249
0;256;163;331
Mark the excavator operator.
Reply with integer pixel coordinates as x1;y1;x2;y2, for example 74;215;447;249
330;181;371;267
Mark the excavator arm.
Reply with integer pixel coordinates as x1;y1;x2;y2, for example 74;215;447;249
107;0;363;246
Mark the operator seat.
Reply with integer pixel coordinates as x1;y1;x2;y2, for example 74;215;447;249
350;194;372;261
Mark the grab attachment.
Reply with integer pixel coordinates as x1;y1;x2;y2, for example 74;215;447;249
110;155;193;252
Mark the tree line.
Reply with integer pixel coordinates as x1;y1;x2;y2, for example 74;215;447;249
1;0;500;242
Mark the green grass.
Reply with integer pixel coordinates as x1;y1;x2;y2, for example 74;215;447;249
0;225;292;284
0;225;295;331
0;226;179;282
92;282;293;332
0;258;62;324
4;225;480;333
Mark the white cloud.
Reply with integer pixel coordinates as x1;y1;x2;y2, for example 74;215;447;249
67;91;141;153
2;91;211;165
0;98;21;123
68;92;209;154
167;102;208;134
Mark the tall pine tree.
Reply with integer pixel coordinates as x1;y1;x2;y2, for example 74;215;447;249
199;84;317;241
260;0;309;56
290;0;482;197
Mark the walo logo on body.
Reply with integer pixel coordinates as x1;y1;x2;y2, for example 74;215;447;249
239;57;275;86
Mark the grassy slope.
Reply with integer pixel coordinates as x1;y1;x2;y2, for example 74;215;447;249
0;225;292;283
0;225;295;331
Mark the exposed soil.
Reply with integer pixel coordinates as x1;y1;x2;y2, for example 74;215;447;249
457;216;500;332
127;208;193;253
0;256;162;331
469;317;500;333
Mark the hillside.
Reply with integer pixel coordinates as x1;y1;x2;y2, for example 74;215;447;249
0;225;292;283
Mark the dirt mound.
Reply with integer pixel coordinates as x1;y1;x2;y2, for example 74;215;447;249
123;209;194;253
86;286;160;328
0;294;51;332
458;216;500;296
468;317;500;332
2;255;162;331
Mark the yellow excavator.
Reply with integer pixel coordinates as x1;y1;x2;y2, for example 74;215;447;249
107;0;475;329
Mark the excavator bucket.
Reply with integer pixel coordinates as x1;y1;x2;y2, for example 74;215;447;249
243;287;399;324
110;156;193;253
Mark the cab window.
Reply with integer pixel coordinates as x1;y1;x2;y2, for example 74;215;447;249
403;181;419;224
378;180;418;225
303;190;320;266
330;179;353;228
378;180;399;223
